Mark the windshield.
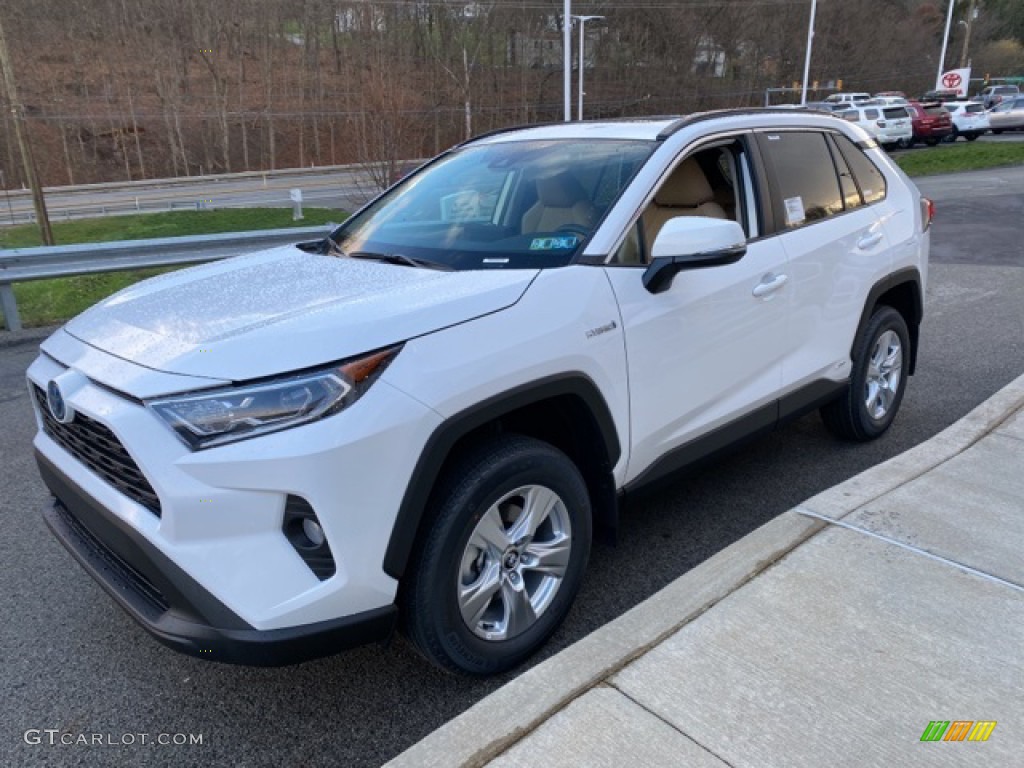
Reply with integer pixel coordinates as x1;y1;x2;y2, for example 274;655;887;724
330;139;655;271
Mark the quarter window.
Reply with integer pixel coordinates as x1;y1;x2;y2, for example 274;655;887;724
831;133;887;205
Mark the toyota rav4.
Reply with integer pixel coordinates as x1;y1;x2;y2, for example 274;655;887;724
29;109;931;675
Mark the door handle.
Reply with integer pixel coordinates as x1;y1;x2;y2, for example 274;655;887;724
752;273;788;298
857;232;884;249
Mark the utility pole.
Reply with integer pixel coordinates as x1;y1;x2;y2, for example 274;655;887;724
959;0;978;69
0;15;53;245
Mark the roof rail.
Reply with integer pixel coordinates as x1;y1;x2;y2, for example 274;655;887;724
655;106;841;140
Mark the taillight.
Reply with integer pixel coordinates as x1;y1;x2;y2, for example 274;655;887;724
921;196;935;231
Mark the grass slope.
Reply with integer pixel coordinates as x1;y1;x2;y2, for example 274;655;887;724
5;208;342;327
894;140;1024;177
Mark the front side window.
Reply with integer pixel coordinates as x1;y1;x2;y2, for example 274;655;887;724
332;139;655;271
613;139;752;265
757;131;843;229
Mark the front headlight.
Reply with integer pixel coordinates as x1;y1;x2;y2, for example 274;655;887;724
148;347;400;450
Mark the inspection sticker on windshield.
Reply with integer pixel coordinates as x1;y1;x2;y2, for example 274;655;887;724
783;196;806;226
530;236;578;251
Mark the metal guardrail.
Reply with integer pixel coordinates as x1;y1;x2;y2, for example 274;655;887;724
0;224;333;332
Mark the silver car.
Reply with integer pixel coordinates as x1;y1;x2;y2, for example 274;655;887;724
988;98;1024;133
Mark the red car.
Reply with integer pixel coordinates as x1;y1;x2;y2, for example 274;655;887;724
901;101;954;147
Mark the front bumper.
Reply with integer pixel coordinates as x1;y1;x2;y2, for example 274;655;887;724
37;449;397;665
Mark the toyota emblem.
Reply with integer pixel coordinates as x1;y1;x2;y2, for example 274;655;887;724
46;379;75;424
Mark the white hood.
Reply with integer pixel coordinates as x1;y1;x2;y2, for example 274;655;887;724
63;245;537;381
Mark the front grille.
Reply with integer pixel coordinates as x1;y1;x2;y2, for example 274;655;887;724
34;385;162;517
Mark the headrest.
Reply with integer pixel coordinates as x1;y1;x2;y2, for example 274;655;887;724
655;158;714;207
535;172;588;207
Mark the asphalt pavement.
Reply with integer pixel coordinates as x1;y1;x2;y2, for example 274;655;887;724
391;373;1024;768
0;167;1022;767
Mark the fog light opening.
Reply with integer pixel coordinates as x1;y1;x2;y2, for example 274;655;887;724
302;518;326;547
282;495;337;581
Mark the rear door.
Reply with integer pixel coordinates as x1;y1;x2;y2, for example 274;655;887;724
755;130;894;394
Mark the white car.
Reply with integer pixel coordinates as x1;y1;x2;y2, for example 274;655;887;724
825;92;872;105
835;103;913;149
29;110;931;675
945;101;990;140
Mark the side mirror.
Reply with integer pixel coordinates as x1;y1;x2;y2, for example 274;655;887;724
642;217;747;294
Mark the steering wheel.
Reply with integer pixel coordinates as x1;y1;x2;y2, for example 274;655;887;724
555;224;590;238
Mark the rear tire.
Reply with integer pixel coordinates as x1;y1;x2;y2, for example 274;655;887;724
965;132;979;141
821;306;910;442
402;434;592;675
924;138;938;146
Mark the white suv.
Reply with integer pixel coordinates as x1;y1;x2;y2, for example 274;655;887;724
945;100;990;141
29;110;931;675
835;103;913;148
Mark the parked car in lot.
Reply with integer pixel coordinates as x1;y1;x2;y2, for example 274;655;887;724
835;103;913;149
979;84;1020;109
988;97;1024;133
825;92;872;106
903;101;954;146
945;101;990;141
921;89;961;104
28;109;931;675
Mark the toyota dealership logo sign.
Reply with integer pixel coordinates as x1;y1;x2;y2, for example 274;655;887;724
937;68;971;98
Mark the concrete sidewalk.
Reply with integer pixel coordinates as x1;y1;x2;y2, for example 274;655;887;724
389;372;1024;768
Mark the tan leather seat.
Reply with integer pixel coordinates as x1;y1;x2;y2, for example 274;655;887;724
642;158;728;250
521;172;597;234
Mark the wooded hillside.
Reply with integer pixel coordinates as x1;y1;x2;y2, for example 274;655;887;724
1;0;1022;187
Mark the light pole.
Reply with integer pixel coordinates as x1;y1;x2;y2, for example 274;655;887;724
800;0;817;105
573;15;604;120
563;1;572;121
936;0;955;88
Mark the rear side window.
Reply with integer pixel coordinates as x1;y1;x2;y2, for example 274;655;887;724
832;133;887;205
965;103;984;114
838;111;858;122
757;131;843;229
863;108;879;120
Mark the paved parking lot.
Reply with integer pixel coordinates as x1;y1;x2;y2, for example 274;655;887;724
1;167;1022;768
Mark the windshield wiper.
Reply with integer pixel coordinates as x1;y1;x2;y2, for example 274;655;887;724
345;251;453;271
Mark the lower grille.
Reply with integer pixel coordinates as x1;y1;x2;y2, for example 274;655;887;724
54;500;170;617
34;385;162;517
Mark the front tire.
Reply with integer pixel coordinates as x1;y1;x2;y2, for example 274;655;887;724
821;306;910;442
402;435;592;675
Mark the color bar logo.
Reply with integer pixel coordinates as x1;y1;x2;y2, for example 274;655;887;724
920;721;997;742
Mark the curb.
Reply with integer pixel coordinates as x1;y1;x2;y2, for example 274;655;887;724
386;370;1024;768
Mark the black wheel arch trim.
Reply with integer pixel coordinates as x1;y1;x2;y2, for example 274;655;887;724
383;373;621;580
855;267;923;375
